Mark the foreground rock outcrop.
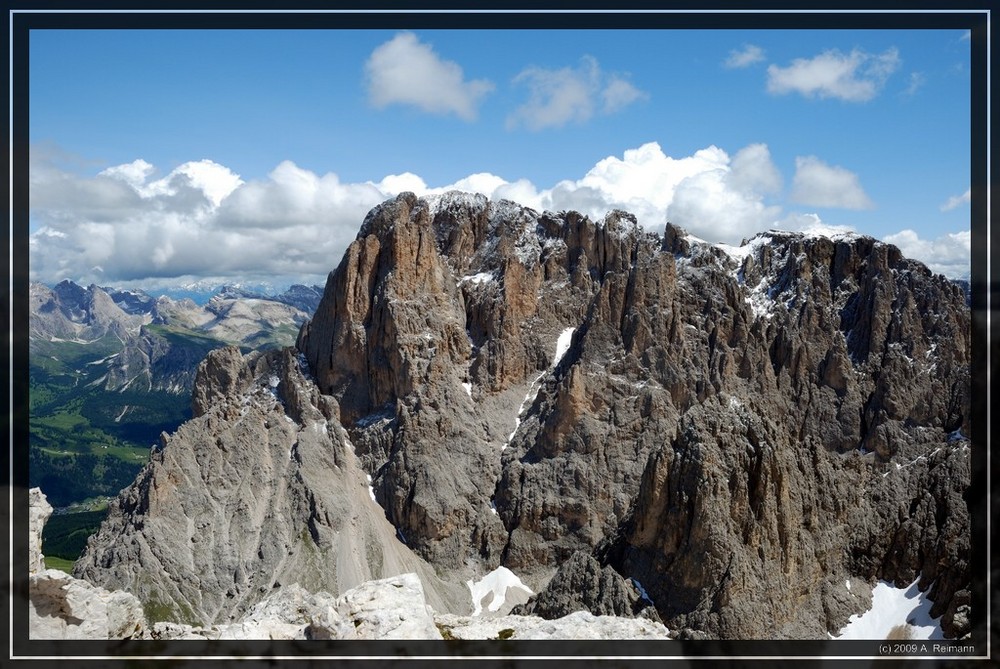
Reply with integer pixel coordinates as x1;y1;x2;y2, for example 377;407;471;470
32;487;669;641
148;573;443;641
151;572;673;641
72;192;972;639
29;488;147;640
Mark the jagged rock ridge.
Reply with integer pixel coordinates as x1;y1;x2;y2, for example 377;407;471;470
76;192;971;639
28;280;326;510
30;280;144;345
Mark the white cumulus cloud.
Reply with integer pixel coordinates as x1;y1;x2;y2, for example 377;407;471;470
98;158;155;189
30;142;788;287
29;154;388;287
728;142;783;195
767;47;901;102
724;44;766;69
884;229;970;280
791;156;874;210
376;171;428;195
101;158;244;208
364;31;495;121
217;160;385;231
665;144;785;243
507;56;647;131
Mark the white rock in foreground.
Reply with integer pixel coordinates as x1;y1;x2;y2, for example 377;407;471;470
30;568;146;640
152;573;443;641
29;487;147;640
317;572;443;640
434;610;672;640
28;487;52;576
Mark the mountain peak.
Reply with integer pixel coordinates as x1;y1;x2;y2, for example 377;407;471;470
73;193;972;640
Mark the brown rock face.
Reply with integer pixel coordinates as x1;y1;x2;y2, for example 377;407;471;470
298;194;970;637
298;193;610;572
80;192;971;639
598;402;970;638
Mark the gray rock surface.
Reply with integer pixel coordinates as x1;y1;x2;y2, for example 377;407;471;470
435;610;672;640
74;345;469;626
35;454;664;644
148;573;439;641
147;572;669;641
30;569;147;640
148;572;670;641
307;573;442;640
511;551;653;620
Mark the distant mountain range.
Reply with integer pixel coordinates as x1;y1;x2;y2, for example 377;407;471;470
27;279;324;510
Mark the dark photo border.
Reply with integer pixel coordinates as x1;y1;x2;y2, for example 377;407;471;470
6;1;994;665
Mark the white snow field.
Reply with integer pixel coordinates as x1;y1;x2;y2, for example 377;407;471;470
834;578;944;640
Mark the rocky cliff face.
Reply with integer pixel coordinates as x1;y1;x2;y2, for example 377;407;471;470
74;192;972;639
74;344;470;626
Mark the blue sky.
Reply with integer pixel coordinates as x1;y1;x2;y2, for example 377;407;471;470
27;27;973;291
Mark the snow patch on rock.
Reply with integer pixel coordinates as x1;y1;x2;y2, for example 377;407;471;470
459;272;495;286
834;578;944;640
466;566;534;617
553;327;576;367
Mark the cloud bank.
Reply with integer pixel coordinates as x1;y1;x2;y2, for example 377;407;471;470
29;152;382;287
28;142;968;290
884;229;971;280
